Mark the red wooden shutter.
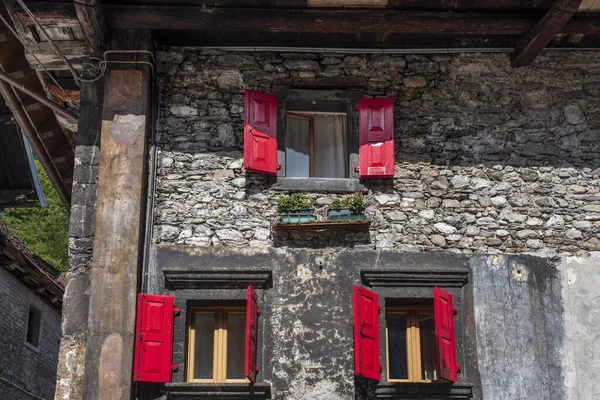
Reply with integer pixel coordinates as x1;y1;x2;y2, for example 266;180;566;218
358;98;394;178
244;89;279;175
434;287;459;382
133;294;176;383
353;285;381;381
244;284;259;382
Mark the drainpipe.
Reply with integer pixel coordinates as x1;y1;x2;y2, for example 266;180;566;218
0;79;71;209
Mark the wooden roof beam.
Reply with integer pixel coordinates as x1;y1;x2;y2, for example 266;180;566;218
511;0;583;67
74;0;108;54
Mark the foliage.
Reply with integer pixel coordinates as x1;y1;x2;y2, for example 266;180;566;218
347;192;366;214
1;160;69;272
328;193;365;214
276;193;315;213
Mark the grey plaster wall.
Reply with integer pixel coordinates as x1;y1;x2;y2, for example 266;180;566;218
153;50;600;256
0;267;62;400
561;253;600;400
149;246;482;400
471;255;564;400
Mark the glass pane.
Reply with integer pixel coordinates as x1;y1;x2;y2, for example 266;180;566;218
193;313;215;380
286;116;310;177
313;114;348;178
387;313;408;380
226;312;246;379
419;313;438;381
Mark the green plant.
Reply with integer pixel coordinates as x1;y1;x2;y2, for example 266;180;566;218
328;199;348;210
347;193;366;214
276;193;315;213
1;160;69;272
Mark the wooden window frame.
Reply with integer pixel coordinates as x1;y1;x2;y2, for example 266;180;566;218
187;306;248;383
386;305;435;383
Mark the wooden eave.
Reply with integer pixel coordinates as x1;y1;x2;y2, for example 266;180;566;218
0;221;64;311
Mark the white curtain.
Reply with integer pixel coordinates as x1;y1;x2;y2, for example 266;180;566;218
285;113;347;178
313;114;347;178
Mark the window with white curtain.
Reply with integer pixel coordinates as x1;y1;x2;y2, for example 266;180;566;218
285;111;348;178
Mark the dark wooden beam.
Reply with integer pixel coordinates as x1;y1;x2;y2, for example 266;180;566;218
511;0;583;67
101;6;600;36
74;0;108;53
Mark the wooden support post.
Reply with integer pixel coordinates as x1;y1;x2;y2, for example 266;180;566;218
511;0;583;67
83;30;152;400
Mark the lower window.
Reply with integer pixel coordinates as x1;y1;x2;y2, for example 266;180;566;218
187;306;247;383
386;305;438;383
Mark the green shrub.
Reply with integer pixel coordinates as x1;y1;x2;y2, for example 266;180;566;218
328;193;365;214
276;193;315;213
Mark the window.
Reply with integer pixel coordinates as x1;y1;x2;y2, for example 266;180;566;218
244;89;394;179
187;306;247;383
353;286;459;383
386;305;438;382
25;306;41;348
285;111;348;178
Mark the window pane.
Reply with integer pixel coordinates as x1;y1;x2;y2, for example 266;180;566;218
419;313;438;381
286;116;310;177
226;312;246;380
193;313;215;380
313;114;348;178
387;313;408;380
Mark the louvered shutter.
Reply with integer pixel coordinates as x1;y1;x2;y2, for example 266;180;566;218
434;287;459;383
133;294;177;383
244;285;259;382
244;89;279;175
353;285;381;381
358;98;394;178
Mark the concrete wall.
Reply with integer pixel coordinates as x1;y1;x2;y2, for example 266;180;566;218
562;253;600;400
0;267;62;400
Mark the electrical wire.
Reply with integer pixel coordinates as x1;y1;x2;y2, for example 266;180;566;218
0;12;80;109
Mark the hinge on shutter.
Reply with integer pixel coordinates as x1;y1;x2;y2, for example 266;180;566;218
173;308;181;316
453;308;458;315
354;166;359;172
171;365;179;372
457;365;462;374
257;308;261;315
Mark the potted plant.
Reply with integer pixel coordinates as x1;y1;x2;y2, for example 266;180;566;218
327;192;366;221
276;193;316;223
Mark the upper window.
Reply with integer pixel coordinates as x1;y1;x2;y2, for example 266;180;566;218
386;304;437;382
285;111;349;178
243;89;395;179
25;306;41;348
187;306;247;383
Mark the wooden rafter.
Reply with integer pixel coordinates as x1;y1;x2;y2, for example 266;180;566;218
74;0;107;53
512;0;584;67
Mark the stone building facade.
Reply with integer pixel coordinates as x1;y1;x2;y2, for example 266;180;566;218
0;223;64;400
134;49;600;400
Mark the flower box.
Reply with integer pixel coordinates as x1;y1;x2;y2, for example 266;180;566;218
279;209;316;223
327;208;366;222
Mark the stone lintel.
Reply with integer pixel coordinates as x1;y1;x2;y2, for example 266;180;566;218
164;268;272;290
361;269;469;288
375;382;474;399
165;382;271;399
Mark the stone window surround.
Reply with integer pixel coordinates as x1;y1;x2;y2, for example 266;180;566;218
24;304;42;353
274;89;364;192
360;268;474;400
165;268;272;399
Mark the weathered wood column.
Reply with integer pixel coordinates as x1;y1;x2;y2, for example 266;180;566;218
83;30;152;400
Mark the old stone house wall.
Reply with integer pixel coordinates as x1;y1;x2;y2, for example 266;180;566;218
154;50;600;256
146;49;600;400
0;267;62;400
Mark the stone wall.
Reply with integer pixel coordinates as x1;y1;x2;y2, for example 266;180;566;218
0;267;62;400
153;50;600;257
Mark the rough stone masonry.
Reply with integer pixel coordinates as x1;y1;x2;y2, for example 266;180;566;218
153;50;600;258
